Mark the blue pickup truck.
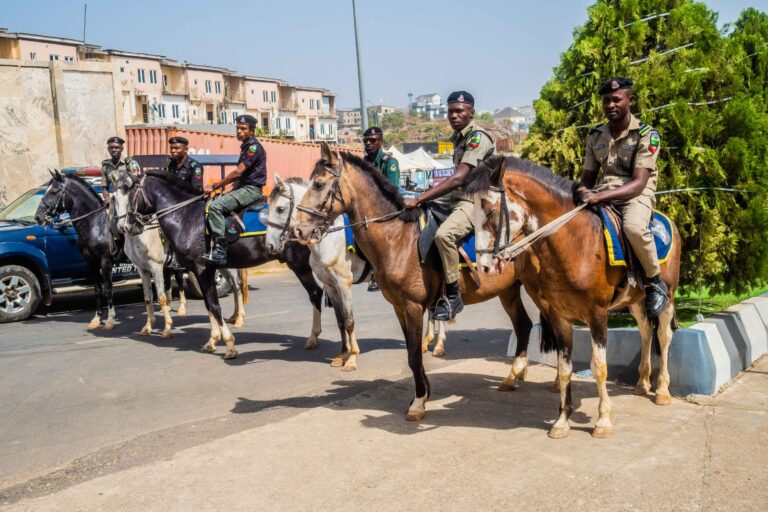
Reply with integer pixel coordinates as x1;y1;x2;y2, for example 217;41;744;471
0;174;140;323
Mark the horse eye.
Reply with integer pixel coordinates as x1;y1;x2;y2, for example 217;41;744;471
313;181;325;190
276;206;285;213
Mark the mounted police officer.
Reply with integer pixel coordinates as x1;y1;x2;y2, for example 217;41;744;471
101;136;140;203
201;114;266;266
167;136;204;191
363;126;400;291
363;126;400;187
404;91;495;320
576;77;667;317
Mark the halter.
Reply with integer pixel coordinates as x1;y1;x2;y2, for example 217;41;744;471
295;156;347;241
261;183;297;246
41;177;108;227
127;174;204;233
475;185;513;257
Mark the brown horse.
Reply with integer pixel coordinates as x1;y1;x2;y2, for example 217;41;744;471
467;155;681;438
293;144;537;421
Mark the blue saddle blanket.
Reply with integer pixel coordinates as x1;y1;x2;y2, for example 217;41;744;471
344;213;477;265
237;203;269;237
599;208;673;267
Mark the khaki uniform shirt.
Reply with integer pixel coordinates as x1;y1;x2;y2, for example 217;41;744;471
101;157;141;188
584;114;660;197
436;123;496;206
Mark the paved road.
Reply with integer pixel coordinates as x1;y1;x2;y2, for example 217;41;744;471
0;271;514;503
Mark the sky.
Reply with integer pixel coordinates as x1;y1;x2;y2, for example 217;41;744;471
2;0;765;111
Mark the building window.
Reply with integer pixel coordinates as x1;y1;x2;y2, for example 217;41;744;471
149;70;158;84
220;110;227;123
194;79;198;85
137;69;146;83
172;104;180;118
29;52;36;60
215;81;221;94
163;74;168;87
205;80;212;93
286;118;291;130
270;91;276;102
232;112;238;123
119;67;125;73
329;124;333;134
310;99;314;110
320;124;324;135
64;56;74;62
49;55;59;61
158;104;166;118
263;90;268;102
251;89;254;94
276;118;281;130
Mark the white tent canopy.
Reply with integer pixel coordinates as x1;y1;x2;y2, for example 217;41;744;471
386;146;446;172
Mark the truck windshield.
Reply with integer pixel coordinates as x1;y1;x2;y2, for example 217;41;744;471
0;190;44;224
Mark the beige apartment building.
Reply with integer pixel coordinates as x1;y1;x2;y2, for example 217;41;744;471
0;28;338;142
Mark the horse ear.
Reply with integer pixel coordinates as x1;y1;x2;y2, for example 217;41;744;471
274;173;284;188
320;142;333;163
53;169;63;180
491;157;506;185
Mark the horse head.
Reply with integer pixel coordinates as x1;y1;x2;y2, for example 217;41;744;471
35;170;68;225
263;173;305;254
113;169;142;235
467;156;529;276
294;142;347;245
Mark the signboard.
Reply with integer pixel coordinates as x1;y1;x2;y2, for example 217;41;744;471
432;167;455;179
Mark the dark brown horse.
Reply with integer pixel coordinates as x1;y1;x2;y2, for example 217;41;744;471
293;144;535;421
467;155;681;438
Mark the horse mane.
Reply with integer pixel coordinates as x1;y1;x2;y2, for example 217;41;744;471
466;155;576;204
311;151;419;223
63;173;104;204
269;177;307;202
144;169;200;195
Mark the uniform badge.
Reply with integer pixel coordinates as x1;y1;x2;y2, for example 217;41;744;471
194;166;202;176
468;132;482;149
247;144;258;157
594;143;606;150
390;162;397;171
649;131;660;154
611;80;619;90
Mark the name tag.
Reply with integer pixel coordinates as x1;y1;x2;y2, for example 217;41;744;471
594;143;606;150
621;144;637;150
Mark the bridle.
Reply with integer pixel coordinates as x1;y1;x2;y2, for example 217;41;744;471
41;178;108;227
127;174;204;233
295;156;347;241
475;185;513;258
261;183;297;246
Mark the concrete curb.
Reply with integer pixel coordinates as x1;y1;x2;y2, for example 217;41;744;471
508;292;768;396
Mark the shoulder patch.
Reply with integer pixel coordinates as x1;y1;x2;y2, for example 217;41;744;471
390;162;397;171
648;130;660;154
468;131;483;149
246;144;258;156
638;123;651;136
127;160;139;171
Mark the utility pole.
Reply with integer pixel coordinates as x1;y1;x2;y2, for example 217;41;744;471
352;0;368;131
82;4;87;44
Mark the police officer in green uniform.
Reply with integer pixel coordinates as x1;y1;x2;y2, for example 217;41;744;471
363;126;400;291
576;77;668;317
363;126;400;186
201;114;266;265
101;136;141;203
167;136;204;191
404;91;495;320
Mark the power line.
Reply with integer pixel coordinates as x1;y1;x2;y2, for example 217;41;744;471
617;12;669;30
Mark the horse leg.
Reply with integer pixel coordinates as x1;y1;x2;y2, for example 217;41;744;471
400;302;430;421
152;264;172;339
421;313;435;353
198;268;235;358
629;302;653;397
548;344;574;439
432;319;447;357
102;261;116;330
654;302;675;405
174;269;187;316
329;290;349;367
138;269;155;335
289;264;323;349
336;281;359;372
589;310;613;438
225;270;245;328
498;283;533;391
87;266;103;329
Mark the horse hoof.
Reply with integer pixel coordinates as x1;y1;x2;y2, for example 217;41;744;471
330;357;344;367
405;410;425;421
654;393;672;405
304;339;319;350
201;344;216;354
432;348;445;358
87;321;101;330
103;322;115;331
592;425;614;438
634;385;650;396
548;426;570;439
176;307;187;317
341;363;357;372
497;382;518;392
224;350;238;360
160;331;173;339
232;320;245;329
140;328;152;336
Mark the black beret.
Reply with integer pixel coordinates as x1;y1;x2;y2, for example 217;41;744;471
598;77;634;95
236;114;257;127
363;127;383;137
106;136;125;145
447;91;474;106
168;136;189;145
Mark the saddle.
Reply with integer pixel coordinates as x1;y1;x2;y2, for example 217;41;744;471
206;196;268;244
599;205;674;287
417;202;477;274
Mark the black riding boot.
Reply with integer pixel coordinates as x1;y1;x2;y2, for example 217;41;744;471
367;277;380;292
201;237;228;266
434;281;464;321
645;274;669;318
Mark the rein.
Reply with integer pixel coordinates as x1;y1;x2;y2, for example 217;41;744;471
42;179;108;227
129;175;204;230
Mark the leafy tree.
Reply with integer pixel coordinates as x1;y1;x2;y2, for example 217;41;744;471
522;0;768;293
382;111;405;130
476;112;494;122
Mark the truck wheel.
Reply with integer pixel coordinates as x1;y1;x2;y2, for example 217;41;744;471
0;265;42;323
185;270;231;300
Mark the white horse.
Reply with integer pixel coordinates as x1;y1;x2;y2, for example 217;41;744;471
112;171;247;337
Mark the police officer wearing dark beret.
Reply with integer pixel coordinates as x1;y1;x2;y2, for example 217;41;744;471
363;126;400;187
576;77;668;317
403;90;496;320
167;136;204;191
201;114;266;265
101;136;140;203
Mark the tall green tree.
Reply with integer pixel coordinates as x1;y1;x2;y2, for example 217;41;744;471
523;0;768;293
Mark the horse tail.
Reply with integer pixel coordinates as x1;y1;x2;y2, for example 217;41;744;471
239;268;249;304
539;316;558;354
651;316;661;356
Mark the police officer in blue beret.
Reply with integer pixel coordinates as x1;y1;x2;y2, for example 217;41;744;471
201;114;266;265
167;136;204;191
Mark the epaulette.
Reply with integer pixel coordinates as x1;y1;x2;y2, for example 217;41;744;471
381;153;391;162
588;123;604;134
638;122;651;136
